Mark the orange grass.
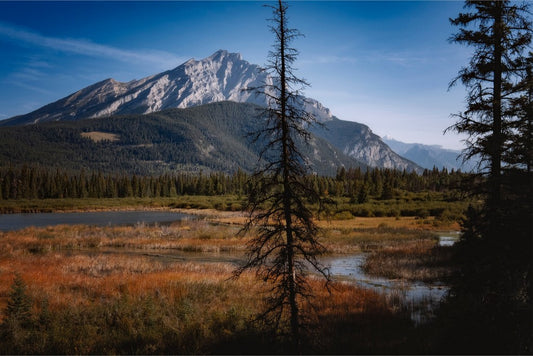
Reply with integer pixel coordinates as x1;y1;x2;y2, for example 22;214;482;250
187;209;460;231
0;252;248;314
315;216;460;231
0;219;421;354
0;220;247;255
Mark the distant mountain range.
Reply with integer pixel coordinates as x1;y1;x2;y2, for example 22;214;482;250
382;137;476;172
1;50;425;174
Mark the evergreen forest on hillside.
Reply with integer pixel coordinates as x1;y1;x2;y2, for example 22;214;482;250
0;102;361;177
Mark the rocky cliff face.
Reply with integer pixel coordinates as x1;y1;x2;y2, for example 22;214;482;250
311;118;421;172
2;50;418;171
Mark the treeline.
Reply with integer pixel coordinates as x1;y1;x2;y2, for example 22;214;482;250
0;165;468;201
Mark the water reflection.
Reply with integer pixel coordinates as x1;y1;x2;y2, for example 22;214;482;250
438;232;460;246
321;252;449;325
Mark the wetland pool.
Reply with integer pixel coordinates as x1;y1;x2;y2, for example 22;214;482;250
0;210;192;231
1;210;456;324
87;238;455;325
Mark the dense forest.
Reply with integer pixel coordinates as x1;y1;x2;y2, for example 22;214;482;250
0;165;467;201
0;102;361;177
0;165;470;220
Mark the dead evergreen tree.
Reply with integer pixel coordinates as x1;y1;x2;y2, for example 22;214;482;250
233;0;330;350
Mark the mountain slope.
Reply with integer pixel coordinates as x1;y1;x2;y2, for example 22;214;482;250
0;102;362;176
383;137;476;171
1;49;418;171
311;119;420;172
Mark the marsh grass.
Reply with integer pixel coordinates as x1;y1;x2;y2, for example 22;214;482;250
0;220;246;256
362;240;455;282
0;249;417;354
319;222;437;253
0;217;450;354
0;196;245;214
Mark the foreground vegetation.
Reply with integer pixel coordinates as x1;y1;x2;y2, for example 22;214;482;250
0;164;472;353
0;163;482;353
0;216;454;354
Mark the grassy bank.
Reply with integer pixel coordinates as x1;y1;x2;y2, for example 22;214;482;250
0;196;246;214
0;194;472;225
362;240;455;282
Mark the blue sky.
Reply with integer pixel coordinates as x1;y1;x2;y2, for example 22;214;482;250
0;1;472;149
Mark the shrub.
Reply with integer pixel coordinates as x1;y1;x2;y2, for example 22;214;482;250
334;211;354;220
0;273;34;354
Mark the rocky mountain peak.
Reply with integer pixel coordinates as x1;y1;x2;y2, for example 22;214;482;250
0;50;420;172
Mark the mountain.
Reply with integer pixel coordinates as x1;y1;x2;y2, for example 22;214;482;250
382;137;476;172
1;50;335;126
312;120;420;172
1;49;419;172
0;101;363;176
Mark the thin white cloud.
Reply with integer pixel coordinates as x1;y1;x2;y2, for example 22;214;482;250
11;67;48;81
302;55;357;65
0;21;184;69
6;80;55;96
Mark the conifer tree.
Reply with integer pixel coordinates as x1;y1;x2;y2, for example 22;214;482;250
234;0;330;349
4;273;32;326
1;273;33;353
448;0;531;208
443;1;532;352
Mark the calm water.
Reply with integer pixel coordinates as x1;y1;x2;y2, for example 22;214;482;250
321;251;450;325
0;210;191;231
438;231;460;246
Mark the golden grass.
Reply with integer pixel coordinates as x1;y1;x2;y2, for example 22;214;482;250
316;216;460;231
362;240;455;282
80;131;120;142
0;216;441;354
0;218;442;323
0;220;247;256
180;208;460;231
0;249;246;314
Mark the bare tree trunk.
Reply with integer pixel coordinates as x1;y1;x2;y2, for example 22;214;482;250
278;0;300;345
234;1;330;351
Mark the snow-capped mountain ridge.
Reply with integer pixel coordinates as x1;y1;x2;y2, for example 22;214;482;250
2;50;335;125
91;49;270;117
1;50;418;171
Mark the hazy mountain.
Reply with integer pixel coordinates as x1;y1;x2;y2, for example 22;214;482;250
312;120;420;172
0;102;363;176
1;50;419;172
383;137;476;172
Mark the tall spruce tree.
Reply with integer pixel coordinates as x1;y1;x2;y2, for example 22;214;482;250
448;0;531;207
507;52;533;171
442;1;532;353
234;0;330;350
